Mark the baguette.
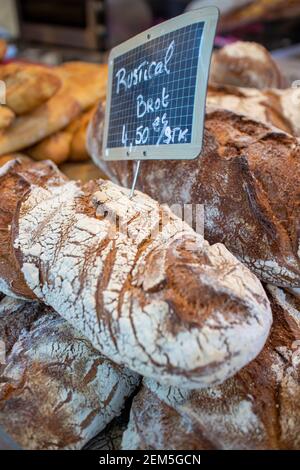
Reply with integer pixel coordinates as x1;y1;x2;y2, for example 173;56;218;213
27;130;73;165
0;63;107;156
0;159;272;388
0;63;62;115
210;41;286;89
0;106;15;130
88;105;300;288
123;286;300;450
54;62;108;110
27;105;97;165
0;296;139;450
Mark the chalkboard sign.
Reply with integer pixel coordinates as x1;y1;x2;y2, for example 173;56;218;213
103;7;219;161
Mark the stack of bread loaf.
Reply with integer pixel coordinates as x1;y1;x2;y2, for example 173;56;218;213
0;40;299;450
0;56;107;168
87;41;300;449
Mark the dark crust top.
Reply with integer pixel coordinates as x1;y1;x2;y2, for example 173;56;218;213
88;105;300;287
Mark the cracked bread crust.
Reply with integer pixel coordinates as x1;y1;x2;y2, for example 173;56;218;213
8;165;272;389
88;106;300;288
123;286;300;450
0;296;139;450
207;84;300;136
0;158;67;299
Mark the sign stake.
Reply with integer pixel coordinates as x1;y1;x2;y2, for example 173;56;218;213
129;160;141;199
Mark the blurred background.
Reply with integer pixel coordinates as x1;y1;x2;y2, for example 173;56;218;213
0;0;299;80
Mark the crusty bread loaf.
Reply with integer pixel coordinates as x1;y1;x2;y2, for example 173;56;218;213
27;130;73;165
0;106;15;130
68;105;97;162
27;105;97;164
122;285;300;450
210;41;286;89
0;159;272;388
88;105;300;288
0;92;81;156
268;87;300;138
0;62;107;156
0;296;139;450
0;63;62;115
0;158;67;299
54;62;107;111
207;84;300;138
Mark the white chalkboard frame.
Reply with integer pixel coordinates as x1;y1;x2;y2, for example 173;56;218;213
102;6;219;161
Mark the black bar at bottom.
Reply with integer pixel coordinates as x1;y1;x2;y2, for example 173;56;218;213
0;450;299;466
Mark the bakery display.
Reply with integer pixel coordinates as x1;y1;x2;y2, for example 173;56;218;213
0;61;107;164
0;296;139;450
0;158;272;389
0;30;299;450
122;285;300;450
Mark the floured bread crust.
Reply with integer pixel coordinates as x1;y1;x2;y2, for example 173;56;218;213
207;84;300;136
0;297;139;450
7;166;272;388
88;106;300;288
0;159;67;299
123;286;300;450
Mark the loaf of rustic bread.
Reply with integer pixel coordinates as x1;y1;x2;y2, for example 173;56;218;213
0;106;15;131
0;159;67;299
210;41;286;89
122;285;300;450
0;296;139;450
88;105;300;288
0;62;107;156
0;158;272;389
0;63;62;115
207;84;300;137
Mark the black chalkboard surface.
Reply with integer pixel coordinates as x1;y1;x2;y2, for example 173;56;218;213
103;7;219;161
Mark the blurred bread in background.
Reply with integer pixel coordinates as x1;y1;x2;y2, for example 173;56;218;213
0;63;62;114
0;39;6;61
0;106;14;130
210;41;287;89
